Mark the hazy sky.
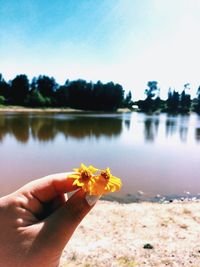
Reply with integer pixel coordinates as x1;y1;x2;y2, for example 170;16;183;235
0;0;200;99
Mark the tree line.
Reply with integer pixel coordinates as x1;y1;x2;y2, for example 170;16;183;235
0;74;133;111
137;81;200;114
1;73;200;113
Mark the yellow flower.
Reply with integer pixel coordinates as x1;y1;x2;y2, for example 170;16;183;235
90;168;122;196
68;164;122;196
68;163;98;193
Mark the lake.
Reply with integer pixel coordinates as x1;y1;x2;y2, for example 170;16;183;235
1;111;200;202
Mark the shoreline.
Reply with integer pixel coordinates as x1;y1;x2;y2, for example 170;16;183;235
60;200;200;267
102;193;200;204
0;106;131;113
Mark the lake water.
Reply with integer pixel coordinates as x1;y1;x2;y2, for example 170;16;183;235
1;111;200;202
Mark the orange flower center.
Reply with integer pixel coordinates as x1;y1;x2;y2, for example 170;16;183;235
81;170;91;180
101;171;110;180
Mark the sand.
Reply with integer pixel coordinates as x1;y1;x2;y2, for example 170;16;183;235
60;200;200;267
0;106;131;113
0;106;82;113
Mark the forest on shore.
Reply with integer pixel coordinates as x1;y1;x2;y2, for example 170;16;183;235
0;73;200;113
0;73;132;111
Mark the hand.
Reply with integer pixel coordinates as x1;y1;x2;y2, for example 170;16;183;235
0;173;98;267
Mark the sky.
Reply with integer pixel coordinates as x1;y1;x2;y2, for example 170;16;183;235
0;0;200;100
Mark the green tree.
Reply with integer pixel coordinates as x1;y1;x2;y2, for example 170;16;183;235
55;85;69;107
30;77;37;92
0;74;10;99
0;95;5;105
10;75;29;105
179;88;191;113
67;79;89;109
25;90;46;107
145;81;159;99
123;91;133;109
36;76;58;98
92;81;124;111
193;86;200;113
138;81;160;112
166;89;179;113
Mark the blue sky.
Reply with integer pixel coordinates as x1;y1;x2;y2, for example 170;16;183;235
0;0;200;99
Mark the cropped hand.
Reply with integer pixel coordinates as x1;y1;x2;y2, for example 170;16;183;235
0;173;98;267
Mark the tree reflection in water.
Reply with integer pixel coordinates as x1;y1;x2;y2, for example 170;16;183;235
179;115;189;142
165;117;178;137
165;115;189;143
144;117;159;142
1;112;200;144
0;113;123;143
195;128;200;141
1;112;200;200
142;114;199;143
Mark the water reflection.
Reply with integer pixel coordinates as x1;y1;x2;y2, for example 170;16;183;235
1;112;200;199
139;113;200;144
165;117;177;137
144;117;159;142
1;112;200;144
195;128;200;141
124;119;131;130
165;115;192;143
179;126;188;142
179;115;189;142
0;113;123;143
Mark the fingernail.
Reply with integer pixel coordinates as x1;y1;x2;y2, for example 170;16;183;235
85;194;100;206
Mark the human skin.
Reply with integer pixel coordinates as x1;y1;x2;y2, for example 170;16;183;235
0;173;98;267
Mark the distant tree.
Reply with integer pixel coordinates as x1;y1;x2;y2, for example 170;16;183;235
30;77;37;92
145;81;159;99
25;89;46;107
101;82;124;110
166;89;179;113
154;96;162;111
113;83;125;109
10;74;29;105
55;85;69;107
179;88;191;113
138;81;160;112
36;75;58;98
0;74;10;99
92;80;104;109
0;73;126;110
123;91;134;109
193;85;200;113
197;86;200;99
183;83;190;90
0;95;5;105
67;79;89;109
92;81;124;111
66;80;124;111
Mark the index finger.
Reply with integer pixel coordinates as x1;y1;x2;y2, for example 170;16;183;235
19;172;78;203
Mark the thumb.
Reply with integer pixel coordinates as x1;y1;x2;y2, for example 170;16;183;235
40;189;99;249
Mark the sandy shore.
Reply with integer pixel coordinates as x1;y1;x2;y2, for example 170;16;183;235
0;106;83;113
60;200;200;267
0;106;131;113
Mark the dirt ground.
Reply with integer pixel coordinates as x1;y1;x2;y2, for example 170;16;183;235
60;200;200;267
